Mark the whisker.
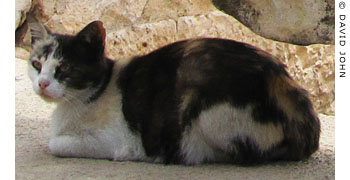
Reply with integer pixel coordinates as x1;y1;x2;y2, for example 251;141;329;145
61;89;89;119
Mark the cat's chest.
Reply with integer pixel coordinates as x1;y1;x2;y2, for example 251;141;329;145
51;88;124;135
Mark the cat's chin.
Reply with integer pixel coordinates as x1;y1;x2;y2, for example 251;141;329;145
40;94;58;102
38;91;62;103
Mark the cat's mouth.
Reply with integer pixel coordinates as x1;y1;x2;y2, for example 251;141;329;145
40;90;54;100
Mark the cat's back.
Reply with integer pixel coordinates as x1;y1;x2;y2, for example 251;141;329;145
118;38;290;110
118;37;286;93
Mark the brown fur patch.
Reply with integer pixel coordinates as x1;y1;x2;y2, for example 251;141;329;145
182;39;207;57
254;47;281;65
94;21;106;47
268;73;306;122
77;21;106;47
179;89;197;114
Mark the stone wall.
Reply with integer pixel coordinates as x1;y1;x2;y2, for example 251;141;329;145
15;0;334;114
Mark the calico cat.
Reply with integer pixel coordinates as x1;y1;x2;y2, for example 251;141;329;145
27;15;320;165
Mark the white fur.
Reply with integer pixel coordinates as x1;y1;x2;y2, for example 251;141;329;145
181;125;229;165
180;103;284;165
49;63;149;161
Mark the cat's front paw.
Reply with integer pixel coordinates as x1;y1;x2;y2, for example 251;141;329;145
49;135;79;157
49;135;114;159
113;145;146;162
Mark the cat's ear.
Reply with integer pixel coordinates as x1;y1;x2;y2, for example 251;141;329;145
75;21;106;49
27;13;51;45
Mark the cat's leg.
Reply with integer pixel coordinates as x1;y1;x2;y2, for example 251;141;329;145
180;125;221;165
269;76;321;161
182;103;286;165
49;135;114;159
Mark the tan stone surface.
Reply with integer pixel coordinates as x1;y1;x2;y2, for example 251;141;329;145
15;0;32;29
15;47;30;60
19;0;334;114
15;58;335;180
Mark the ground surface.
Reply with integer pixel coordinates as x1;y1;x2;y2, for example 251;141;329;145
15;58;335;180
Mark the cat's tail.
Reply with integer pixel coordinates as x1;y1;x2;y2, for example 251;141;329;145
269;73;321;161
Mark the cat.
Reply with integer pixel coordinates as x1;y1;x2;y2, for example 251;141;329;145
27;15;320;165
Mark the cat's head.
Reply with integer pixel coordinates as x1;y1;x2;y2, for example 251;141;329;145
27;15;108;103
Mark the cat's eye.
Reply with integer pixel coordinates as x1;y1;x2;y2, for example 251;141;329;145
32;61;42;70
59;64;70;72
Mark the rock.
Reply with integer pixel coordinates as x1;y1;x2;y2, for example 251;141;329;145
141;0;215;22
16;19;29;46
15;0;32;29
29;0;215;33
212;0;334;45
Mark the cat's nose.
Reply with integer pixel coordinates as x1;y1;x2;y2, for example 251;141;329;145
39;79;50;89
